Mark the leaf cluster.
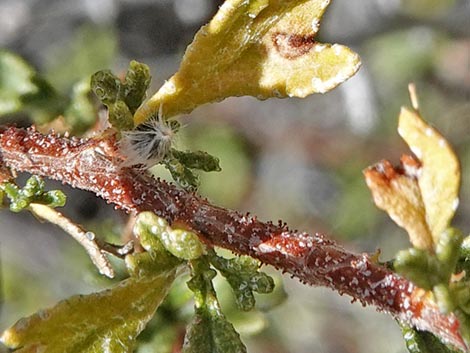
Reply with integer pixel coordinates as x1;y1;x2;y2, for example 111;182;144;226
91;61;222;191
5;2;365;347
1;214;179;352
209;251;274;311
364;90;470;352
1;210;277;352
0;175;66;212
184;258;247;353
91;60;151;131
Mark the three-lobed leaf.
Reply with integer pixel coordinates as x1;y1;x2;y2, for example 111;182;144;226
184;258;247;353
91;61;151;131
134;0;361;123
210;253;274;311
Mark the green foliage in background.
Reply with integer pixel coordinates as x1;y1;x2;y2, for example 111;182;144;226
45;25;117;92
0;50;65;124
0;25;116;134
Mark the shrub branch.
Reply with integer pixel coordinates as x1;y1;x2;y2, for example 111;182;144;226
0;126;466;352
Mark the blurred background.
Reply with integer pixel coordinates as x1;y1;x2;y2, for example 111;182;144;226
0;0;469;352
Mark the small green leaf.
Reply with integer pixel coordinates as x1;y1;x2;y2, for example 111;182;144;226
108;100;135;131
134;0;361;123
171;149;222;172
433;283;455;313
91;61;151;131
122;60;151;114
22;175;46;198
184;258;247;353
435;228;463;278
163;155;200;191
131;212;183;274
134;212;169;252
400;323;460;353
2;183;25;212
134;212;205;261
90;70;120;104
210;253;274;311
161;229;206;260
394;248;441;290
40;190;67;209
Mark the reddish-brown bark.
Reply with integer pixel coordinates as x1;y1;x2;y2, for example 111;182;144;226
0;126;466;351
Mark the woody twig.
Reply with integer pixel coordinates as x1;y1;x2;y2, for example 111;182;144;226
0;126;466;351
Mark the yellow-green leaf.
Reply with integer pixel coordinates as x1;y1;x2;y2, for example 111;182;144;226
1;254;177;353
364;158;434;251
398;107;460;244
134;0;361;123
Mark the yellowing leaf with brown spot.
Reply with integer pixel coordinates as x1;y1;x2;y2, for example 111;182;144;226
1;252;177;353
134;0;361;123
398;107;461;244
364;158;434;251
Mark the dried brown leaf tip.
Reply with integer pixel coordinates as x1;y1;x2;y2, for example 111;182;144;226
364;85;461;250
364;156;433;251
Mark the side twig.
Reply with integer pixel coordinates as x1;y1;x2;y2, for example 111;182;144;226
0;126;466;351
29;203;115;278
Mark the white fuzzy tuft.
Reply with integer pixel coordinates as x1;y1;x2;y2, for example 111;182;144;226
119;114;174;169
